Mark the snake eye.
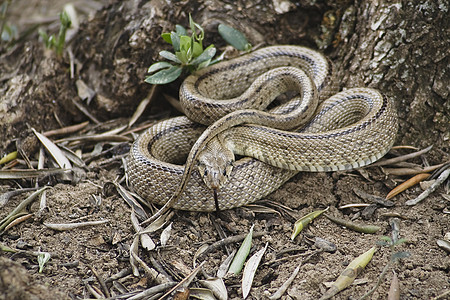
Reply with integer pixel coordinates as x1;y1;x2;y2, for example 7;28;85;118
197;163;207;176
224;162;233;177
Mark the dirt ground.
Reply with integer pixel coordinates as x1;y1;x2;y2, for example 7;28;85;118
1;0;449;299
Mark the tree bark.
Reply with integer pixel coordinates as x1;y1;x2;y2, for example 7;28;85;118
1;0;448;158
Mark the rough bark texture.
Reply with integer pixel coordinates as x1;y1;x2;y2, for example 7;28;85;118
333;1;449;152
1;0;448;155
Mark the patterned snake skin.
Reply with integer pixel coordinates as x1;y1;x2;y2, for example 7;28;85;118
127;46;398;211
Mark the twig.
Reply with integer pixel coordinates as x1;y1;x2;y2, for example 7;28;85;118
359;260;392;300
127;282;177;300
71;98;100;124
0;168;68;179
370;145;432;167
85;283;104;299
405;167;450;206
269;251;320;299
44;219;109;231
197;231;265;259
90;265;111;298
105;268;133;283
128;85;158;128
55;134;131;144
43;121;89;137
130;250;170;284
156;261;206;300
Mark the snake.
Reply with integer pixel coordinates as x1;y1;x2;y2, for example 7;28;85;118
127;45;398;212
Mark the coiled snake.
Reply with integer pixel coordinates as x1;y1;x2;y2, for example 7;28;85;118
127;46;398;212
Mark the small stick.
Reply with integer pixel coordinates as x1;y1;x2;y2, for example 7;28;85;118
130;250;170;284
44;220;109;231
197;231;265;259
90;265;111;298
370;145;433;167
43;121;89;137
127;282;177;300
156;261;206;300
55;134;131;144
128;85;158;128
71;98;100;124
405;168;450;206
0;187;40;208
268;251;319;299
104;267;133;283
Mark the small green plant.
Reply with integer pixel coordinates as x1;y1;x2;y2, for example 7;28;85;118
39;11;71;56
145;15;252;85
0;0;17;44
145;14;217;85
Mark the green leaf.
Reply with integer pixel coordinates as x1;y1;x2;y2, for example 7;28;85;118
37;252;51;273
321;246;376;299
60;11;71;28
39;30;49;44
161;32;172;44
171;32;180;51
210;50;226;65
197;58;212;70
186;43;193;62
189;14;196;36
191;45;216;66
228;225;254;275
147;61;173;73
175;24;187;36
325;213;381;234
189;13;204;42
291;207;328;240
218;23;252;51
379;236;393;243
179;35;191;53
392;251;410;260
192;41;203;57
159;50;181;63
144;65;182;85
175;51;188;64
393;238;407;246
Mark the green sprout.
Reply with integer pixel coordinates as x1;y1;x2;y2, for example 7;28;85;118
37;251;51;273
145;14;217;85
39;11;71;56
0;0;17;44
145;15;252;85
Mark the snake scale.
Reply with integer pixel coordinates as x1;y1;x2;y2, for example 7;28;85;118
127;46;398;212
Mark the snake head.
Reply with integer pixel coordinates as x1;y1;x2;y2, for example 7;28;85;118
197;139;234;190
